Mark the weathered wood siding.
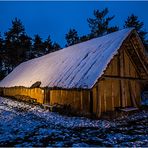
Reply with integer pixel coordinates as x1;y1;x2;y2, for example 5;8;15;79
48;89;90;113
92;49;142;117
2;87;44;103
0;88;3;95
0;40;146;117
1;87;91;113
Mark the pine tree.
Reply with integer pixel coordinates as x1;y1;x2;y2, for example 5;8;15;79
124;14;148;47
65;29;79;47
33;34;43;50
0;32;8;79
52;42;61;52
87;8;118;38
19;34;32;60
44;35;53;53
5;18;25;43
4;18;27;69
3;33;13;70
79;34;91;42
0;42;5;80
33;34;44;57
107;26;119;34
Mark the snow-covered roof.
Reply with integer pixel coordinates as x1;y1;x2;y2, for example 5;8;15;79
0;28;134;89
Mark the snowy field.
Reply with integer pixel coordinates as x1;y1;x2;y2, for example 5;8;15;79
0;97;147;147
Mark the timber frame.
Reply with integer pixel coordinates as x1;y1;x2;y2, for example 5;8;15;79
90;30;148;117
0;29;148;118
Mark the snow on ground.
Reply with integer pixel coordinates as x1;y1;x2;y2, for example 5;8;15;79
0;96;147;147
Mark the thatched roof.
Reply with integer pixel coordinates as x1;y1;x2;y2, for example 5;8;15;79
0;28;144;89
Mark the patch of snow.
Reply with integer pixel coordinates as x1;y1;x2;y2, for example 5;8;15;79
0;96;147;147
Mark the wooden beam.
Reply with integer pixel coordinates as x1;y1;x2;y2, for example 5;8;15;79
129;40;148;75
117;54;122;108
120;51;125;107
103;75;147;81
132;30;145;54
124;46;141;78
98;84;101;117
80;90;83;111
128;81;138;108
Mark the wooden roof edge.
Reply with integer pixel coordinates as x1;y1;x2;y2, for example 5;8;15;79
131;31;148;74
122;30;148;76
91;30;148;90
132;30;146;53
0;86;91;91
132;30;148;62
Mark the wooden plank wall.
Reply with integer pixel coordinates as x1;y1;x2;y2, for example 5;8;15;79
49;89;90;113
1;48;143;117
92;49;142;117
2;87;44;103
2;87;91;113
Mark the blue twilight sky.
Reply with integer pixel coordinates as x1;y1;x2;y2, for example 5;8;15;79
0;1;148;47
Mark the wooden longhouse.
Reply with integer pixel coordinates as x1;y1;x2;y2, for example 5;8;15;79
0;28;148;117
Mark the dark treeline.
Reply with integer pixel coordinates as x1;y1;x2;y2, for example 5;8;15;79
0;8;148;80
65;8;147;49
0;18;61;80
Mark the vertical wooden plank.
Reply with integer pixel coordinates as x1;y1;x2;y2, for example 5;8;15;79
113;56;120;108
80;90;83;111
135;81;141;105
6;88;7;96
88;91;90;113
117;55;121;107
69;90;73;106
111;80;114;111
123;61;127;107
73;90;79;109
60;89;64;104
120;51;125;107
126;80;131;107
92;86;97;114
50;90;53;105
100;80;105;113
126;51;131;107
129;58;137;107
124;51;130;77
124;51;128;106
105;79;110;111
97;83;101;117
104;80;107;112
95;84;98;116
104;62;112;111
111;61;114;111
83;90;90;113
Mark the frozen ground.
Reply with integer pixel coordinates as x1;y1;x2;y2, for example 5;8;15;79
0;96;147;147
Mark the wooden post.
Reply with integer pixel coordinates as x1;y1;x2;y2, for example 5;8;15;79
89;90;93;114
104;80;107;112
80;90;83;111
128;81;138;107
98;83;101;117
111;61;114;111
111;81;114;111
94;85;99;117
120;51;125;107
